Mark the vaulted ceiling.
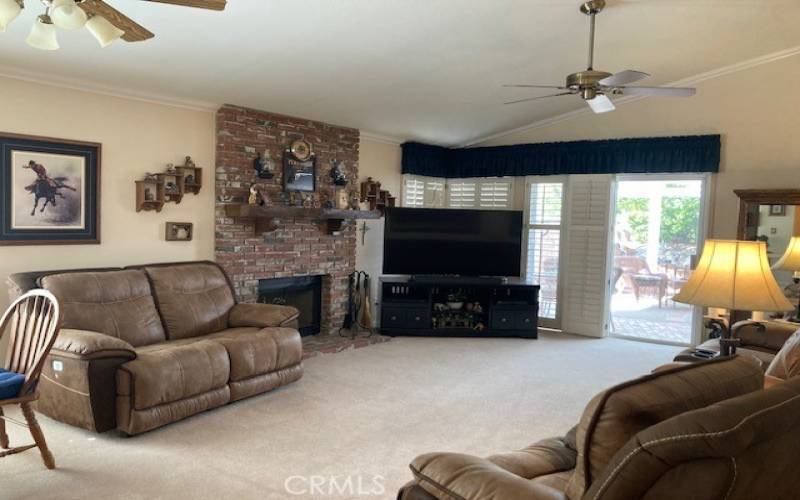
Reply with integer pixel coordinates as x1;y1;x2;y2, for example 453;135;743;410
1;0;799;145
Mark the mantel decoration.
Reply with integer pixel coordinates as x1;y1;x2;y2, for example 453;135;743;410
253;151;274;179
0;133;100;245
283;139;316;192
0;0;227;50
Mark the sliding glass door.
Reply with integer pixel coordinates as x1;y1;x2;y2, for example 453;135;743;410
608;175;709;345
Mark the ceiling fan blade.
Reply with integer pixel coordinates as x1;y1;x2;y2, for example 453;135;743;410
503;85;570;90
141;0;227;10
587;94;615;114
618;86;696;97
80;0;154;42
599;70;650;87
504;92;574;105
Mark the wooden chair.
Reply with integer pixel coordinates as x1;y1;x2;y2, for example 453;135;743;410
0;290;62;469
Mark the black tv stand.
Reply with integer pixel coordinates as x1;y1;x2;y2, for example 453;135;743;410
409;275;507;285
380;276;539;339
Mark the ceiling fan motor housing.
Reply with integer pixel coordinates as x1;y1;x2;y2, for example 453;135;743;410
566;70;612;100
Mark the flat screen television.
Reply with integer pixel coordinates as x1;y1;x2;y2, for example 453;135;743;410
383;207;523;277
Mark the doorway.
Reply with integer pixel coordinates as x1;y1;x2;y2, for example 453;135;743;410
608;176;708;345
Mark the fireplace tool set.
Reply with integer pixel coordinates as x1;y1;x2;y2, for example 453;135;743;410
340;271;374;338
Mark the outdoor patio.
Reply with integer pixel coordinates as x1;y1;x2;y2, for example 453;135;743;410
610;291;693;344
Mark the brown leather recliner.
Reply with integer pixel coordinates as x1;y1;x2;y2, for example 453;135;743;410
399;355;800;499
8;261;303;436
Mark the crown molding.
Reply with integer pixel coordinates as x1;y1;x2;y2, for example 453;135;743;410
360;130;404;146
460;45;800;147
0;66;219;113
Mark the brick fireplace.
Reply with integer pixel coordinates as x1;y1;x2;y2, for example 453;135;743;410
215;105;359;335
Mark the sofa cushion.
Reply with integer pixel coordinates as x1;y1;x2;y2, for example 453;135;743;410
565;355;763;500
41;270;166;347
144;263;235;340
205;327;303;382
766;328;800;380
118;340;230;410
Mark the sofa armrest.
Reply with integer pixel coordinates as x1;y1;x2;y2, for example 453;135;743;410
52;329;137;361
487;434;577;479
410;453;567;500
738;321;798;352
228;303;300;329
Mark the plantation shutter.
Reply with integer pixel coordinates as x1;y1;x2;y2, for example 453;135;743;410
424;179;446;207
561;175;613;338
403;175;445;208
447;180;478;208
478;179;513;209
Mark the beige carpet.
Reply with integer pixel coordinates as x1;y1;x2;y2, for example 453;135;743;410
2;333;681;500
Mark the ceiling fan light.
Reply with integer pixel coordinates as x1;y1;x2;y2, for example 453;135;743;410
26;15;59;51
51;0;88;30
0;0;22;32
86;14;124;47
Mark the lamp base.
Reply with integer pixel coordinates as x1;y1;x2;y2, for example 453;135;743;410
707;318;765;356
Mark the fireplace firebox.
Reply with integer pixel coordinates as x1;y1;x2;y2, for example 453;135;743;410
258;276;322;337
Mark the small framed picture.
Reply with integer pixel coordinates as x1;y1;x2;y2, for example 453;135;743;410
283;154;316;192
165;222;193;241
0;133;101;245
770;205;787;216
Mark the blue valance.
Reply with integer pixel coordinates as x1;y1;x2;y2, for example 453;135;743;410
402;135;721;178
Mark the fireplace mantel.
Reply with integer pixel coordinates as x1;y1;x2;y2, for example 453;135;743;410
223;204;382;235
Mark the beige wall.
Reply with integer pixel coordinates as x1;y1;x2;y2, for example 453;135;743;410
356;137;403;326
0;76;215;357
479;55;800;240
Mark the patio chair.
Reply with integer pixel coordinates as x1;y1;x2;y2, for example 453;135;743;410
0;290;62;469
613;256;668;307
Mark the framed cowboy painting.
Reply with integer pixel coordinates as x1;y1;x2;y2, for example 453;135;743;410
0;133;101;245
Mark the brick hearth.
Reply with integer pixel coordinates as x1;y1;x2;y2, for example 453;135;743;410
215;105;359;335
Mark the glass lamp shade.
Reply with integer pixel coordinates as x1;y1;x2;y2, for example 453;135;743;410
0;0;22;32
51;0;88;30
86;15;124;47
773;236;800;272
673;239;793;312
26;15;59;51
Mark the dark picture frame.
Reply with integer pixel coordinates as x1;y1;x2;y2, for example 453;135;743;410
283;153;316;192
770;204;787;216
0;133;101;245
165;222;193;241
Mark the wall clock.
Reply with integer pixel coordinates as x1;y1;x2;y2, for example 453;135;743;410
290;140;313;161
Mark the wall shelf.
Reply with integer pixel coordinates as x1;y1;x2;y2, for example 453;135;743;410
223;204;381;235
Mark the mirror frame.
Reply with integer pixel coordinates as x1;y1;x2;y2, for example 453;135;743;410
735;189;800;240
733;189;800;322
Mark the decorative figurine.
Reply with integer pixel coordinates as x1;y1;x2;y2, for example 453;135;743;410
144;172;159;182
184;156;196;168
185;173;195;185
165;181;179;195
144;187;154;201
253;151;275;179
330;160;348;186
302;193;313;208
336;189;349;210
166;163;177;175
248;183;265;206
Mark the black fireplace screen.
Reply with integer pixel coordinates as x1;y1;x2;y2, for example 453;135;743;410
258;276;322;337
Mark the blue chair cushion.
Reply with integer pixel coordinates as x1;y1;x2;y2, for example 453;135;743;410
0;368;25;400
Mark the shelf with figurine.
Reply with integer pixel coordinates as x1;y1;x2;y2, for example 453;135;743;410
135;156;202;212
360;177;396;215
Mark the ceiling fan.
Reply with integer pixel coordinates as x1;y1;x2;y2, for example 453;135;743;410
504;0;695;114
0;0;226;50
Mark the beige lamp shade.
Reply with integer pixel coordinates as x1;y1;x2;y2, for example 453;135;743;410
673;239;793;312
0;0;22;32
86;14;124;47
773;236;800;272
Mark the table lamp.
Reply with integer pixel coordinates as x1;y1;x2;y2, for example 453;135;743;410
773;236;800;322
673;240;793;356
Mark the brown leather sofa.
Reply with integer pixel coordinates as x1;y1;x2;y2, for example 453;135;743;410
399;355;800;499
675;320;798;367
8;261;303;436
